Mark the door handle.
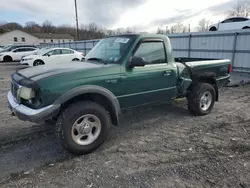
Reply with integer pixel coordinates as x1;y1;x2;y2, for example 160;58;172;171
163;71;171;76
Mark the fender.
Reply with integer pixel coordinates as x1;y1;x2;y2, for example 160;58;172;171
53;85;121;125
191;73;219;101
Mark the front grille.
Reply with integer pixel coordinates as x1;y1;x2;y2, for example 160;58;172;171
11;81;20;103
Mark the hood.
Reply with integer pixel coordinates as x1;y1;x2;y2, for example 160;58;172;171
17;61;106;81
23;54;39;59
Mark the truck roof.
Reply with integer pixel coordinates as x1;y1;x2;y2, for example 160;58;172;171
105;33;168;39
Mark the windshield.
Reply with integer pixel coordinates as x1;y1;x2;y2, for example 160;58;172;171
36;48;51;55
3;45;12;49
85;36;136;64
0;45;12;53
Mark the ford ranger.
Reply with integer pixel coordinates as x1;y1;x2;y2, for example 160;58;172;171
7;34;231;154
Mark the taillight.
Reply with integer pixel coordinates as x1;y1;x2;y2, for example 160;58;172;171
80;52;84;56
228;64;233;73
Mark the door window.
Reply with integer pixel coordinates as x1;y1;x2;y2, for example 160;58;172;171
232;17;249;22
44;49;61;56
25;48;37;52
61;49;74;54
134;41;166;64
13;48;26;52
221;18;234;23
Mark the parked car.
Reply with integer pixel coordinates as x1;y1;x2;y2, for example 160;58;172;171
8;34;231;155
0;44;38;53
0;47;39;62
20;47;84;66
209;17;250;31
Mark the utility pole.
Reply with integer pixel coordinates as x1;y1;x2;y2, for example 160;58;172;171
74;0;79;40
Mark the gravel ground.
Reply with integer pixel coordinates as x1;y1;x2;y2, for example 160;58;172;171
0;63;250;188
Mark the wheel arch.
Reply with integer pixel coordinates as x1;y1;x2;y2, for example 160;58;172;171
209;26;217;31
3;55;13;62
188;74;218;101
242;26;250;29
33;59;45;66
54;85;120;126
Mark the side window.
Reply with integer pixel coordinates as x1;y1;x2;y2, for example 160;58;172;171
25;48;36;52
221;18;234;23
61;49;74;54
13;48;26;52
233;18;249;22
44;49;61;56
134;42;166;64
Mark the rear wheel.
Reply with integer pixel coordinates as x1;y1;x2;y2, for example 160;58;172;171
187;83;216;116
33;60;44;66
72;58;80;61
243;26;250;30
3;56;13;62
56;101;111;155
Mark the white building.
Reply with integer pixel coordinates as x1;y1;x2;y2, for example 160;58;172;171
31;33;74;44
0;30;74;46
0;30;40;46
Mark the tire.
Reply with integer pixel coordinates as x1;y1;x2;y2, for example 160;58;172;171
56;101;111;155
72;58;80;61
242;27;250;30
187;83;216;116
3;56;13;62
33;60;44;66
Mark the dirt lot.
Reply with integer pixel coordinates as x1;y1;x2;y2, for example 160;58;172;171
0;63;250;188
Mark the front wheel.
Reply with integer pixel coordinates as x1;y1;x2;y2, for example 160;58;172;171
56;101;111;155
187;83;216;116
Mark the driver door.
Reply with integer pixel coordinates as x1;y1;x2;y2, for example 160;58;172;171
43;49;62;64
119;39;177;109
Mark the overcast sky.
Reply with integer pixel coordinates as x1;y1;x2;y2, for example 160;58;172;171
0;0;236;32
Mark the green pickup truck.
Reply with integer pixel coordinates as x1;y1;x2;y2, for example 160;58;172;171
8;34;231;154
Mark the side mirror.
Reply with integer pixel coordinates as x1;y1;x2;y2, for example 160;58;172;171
47;54;50;57
129;56;146;68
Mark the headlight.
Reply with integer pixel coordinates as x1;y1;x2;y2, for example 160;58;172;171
18;87;35;100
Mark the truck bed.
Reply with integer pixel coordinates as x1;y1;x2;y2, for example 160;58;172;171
175;57;218;63
175;57;231;75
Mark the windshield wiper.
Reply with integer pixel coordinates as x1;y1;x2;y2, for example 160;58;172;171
87;57;107;65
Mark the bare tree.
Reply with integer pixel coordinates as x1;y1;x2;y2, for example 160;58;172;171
24;21;41;33
170;23;186;33
0;22;23;32
198;19;210;32
42;20;54;33
156;27;164;34
228;0;250;17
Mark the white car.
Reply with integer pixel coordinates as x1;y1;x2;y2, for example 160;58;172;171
0;47;39;62
209;17;250;31
20;48;84;66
